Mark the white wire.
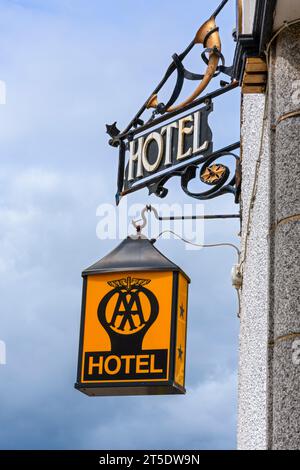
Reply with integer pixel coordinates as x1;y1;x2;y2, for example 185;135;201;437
156;229;240;259
156;229;241;317
236;288;241;319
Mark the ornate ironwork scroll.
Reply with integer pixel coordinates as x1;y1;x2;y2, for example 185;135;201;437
105;0;240;205
122;142;240;203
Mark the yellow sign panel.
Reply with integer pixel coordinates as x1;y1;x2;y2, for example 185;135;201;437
75;237;190;396
174;274;188;388
81;271;173;384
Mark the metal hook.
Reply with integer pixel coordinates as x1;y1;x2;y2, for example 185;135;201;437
132;205;154;234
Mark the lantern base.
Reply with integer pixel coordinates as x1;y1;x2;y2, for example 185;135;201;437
74;382;185;397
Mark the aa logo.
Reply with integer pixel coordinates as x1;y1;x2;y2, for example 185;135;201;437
97;276;159;354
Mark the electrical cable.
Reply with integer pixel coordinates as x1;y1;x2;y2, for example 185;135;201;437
155;229;240;257
155;229;241;317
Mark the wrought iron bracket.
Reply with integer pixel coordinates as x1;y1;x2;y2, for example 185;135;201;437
106;0;237;147
105;0;241;206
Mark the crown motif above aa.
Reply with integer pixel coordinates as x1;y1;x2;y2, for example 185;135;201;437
107;277;151;292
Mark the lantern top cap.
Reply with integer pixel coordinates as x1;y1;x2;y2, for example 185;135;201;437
82;236;190;282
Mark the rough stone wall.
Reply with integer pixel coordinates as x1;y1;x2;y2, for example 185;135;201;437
238;23;300;450
268;23;300;450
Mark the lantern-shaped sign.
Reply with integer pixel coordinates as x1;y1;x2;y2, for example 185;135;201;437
75;236;190;396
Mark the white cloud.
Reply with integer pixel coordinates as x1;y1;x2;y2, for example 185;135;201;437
81;372;237;450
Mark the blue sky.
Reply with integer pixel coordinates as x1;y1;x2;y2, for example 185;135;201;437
0;0;240;449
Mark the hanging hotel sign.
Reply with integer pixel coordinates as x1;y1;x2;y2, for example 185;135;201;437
106;0;241;205
75;237;190;396
75;0;241;399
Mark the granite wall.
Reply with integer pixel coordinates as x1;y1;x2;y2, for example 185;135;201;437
238;23;300;450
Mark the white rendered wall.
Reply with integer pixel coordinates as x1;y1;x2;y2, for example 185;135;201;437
237;94;270;449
